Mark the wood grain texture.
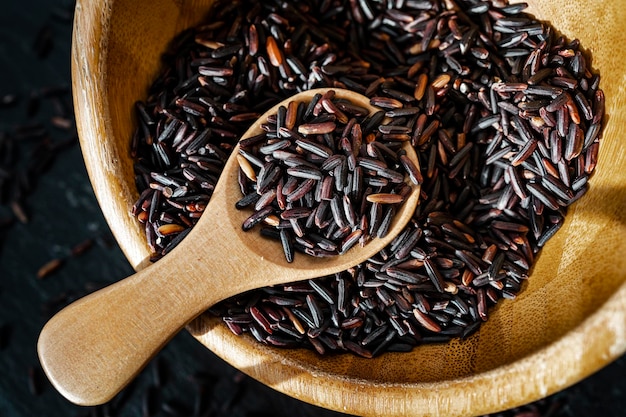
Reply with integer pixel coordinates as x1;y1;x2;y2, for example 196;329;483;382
70;0;626;415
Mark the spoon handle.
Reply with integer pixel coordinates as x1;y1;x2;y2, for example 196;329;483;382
36;223;242;406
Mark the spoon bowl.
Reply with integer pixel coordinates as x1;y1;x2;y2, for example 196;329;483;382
37;88;421;406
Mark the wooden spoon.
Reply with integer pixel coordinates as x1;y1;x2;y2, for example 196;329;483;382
37;88;421;407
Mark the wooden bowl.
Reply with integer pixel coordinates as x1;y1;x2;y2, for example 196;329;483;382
72;1;626;416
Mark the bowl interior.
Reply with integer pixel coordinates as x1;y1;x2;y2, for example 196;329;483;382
72;0;626;415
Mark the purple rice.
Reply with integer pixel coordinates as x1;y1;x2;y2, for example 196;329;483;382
235;91;417;261
130;0;605;357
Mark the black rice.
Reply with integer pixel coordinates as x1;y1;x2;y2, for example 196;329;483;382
236;91;416;261
130;0;605;357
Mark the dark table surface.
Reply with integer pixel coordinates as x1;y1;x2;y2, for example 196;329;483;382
0;1;624;416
